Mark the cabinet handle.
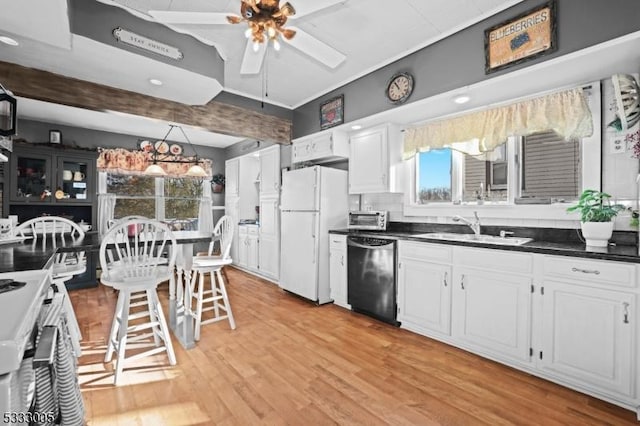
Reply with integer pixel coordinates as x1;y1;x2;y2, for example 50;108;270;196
340;255;344;266
623;302;630;324
443;271;448;287
571;267;600;275
460;274;465;290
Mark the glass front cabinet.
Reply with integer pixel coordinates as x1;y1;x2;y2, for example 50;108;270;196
9;144;97;204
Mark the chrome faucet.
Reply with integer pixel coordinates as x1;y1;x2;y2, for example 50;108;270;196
453;211;481;236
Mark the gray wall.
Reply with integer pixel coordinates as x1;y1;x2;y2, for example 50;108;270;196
15;119;227;176
70;0;224;80
293;0;640;138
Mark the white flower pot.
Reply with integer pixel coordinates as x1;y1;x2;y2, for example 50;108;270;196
581;221;614;247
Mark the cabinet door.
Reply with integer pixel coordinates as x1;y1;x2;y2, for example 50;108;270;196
259;146;280;198
398;259;451;335
259;235;279;279
11;151;52;202
57;156;94;203
259;198;279;238
452;268;532;363
540;280;635;396
329;243;348;308
349;127;389;193
292;139;312;163
225;197;239;263
248;235;259;271
225;158;239;196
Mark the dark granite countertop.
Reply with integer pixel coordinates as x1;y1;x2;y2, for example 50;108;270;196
330;223;640;264
0;231;212;274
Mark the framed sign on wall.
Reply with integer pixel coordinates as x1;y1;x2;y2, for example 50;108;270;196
484;0;557;74
320;95;344;130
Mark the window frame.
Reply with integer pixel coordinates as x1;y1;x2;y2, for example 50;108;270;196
403;81;601;221
99;172;207;222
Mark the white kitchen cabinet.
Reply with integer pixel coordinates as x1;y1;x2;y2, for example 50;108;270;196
225;158;239;196
329;234;348;309
292;130;348;164
259;145;280;198
225;196;239;263
258;197;279;280
539;280;635;397
452;266;533;363
238;225;259;271
348;124;401;194
397;241;452;336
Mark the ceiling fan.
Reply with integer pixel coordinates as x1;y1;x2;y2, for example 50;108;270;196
148;0;347;75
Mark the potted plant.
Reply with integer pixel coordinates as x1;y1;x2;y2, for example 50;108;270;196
211;173;225;193
567;189;624;247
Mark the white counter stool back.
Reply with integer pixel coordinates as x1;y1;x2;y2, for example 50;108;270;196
14;216;86;357
99;218;177;385
190;215;236;340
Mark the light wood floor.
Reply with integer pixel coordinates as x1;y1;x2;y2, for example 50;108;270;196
71;267;638;425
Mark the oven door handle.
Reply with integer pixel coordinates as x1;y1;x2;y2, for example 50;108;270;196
33;326;58;368
347;240;395;251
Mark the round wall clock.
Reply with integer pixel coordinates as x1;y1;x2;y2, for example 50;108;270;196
386;72;414;105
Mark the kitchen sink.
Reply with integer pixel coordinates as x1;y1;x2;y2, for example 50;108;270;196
413;232;533;246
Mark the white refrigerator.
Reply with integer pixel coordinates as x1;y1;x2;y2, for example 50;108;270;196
279;166;348;303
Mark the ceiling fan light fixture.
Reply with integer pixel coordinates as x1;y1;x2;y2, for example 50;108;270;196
252;41;261;52
244;28;252;38
227;15;242;24
279;2;296;17
281;28;296;40
273;39;281;51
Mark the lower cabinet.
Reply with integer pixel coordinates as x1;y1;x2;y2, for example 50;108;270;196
452;267;532;363
329;234;349;308
397;258;451;336
259;235;278;279
388;240;639;415
237;225;259;271
540;279;635;397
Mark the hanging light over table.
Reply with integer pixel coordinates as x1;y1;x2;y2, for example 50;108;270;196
143;124;207;177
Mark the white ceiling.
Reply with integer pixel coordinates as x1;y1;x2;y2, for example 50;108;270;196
4;0;587;149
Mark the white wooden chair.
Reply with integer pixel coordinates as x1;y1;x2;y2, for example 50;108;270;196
189;215;236;340
14;216;86;357
99;218;177;385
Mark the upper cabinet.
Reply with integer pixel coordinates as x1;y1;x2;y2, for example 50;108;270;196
225;158;239;197
291;129;348;164
10;144;97;204
259;145;280;198
348;124;402;194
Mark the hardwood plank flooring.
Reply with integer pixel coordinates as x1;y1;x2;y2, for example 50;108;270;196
71;267;638;425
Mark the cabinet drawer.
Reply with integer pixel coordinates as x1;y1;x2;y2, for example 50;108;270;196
246;225;259;235
330;234;346;249
453;247;532;274
543;256;636;288
399;241;452;263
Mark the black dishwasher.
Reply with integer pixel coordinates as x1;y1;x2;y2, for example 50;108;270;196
347;236;399;326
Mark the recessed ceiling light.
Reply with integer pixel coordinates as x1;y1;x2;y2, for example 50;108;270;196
351;124;362;130
453;95;470;104
0;36;19;46
149;78;163;86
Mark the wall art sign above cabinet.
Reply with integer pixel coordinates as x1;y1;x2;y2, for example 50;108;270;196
113;27;184;61
484;0;557;74
320;95;344;130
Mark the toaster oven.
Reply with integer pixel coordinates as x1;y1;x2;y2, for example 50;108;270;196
348;211;388;231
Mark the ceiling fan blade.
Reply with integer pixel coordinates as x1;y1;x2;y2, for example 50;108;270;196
240;39;268;75
148;10;230;25
289;0;345;19
284;27;345;68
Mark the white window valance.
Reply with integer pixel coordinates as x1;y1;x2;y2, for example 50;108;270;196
403;87;594;160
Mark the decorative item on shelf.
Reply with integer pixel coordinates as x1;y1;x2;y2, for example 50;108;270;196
0;82;17;137
54;188;64;200
49;129;62;144
62;169;73;181
143;125;208;177
566;189;625;247
211;173;225;193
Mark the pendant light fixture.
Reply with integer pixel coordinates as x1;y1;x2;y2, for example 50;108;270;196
144;124;207;177
0;83;17;137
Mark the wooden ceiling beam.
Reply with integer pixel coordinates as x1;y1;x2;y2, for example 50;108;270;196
0;61;292;145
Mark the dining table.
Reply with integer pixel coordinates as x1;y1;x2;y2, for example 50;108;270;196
0;229;214;350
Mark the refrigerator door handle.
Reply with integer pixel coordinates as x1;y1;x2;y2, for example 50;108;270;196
311;213;316;263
